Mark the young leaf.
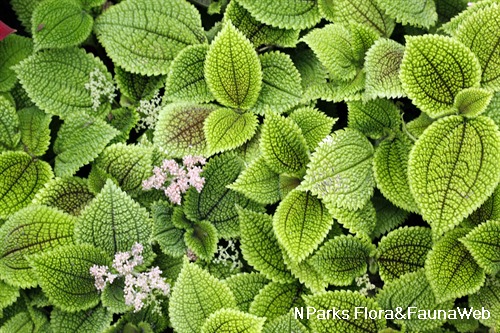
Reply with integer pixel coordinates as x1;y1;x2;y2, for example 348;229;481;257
32;0;93;50
205;22;262;110
0;34;33;92
469;278;500;328
408;116;500;237
184;221;218;261
95;0;206;76
238;207;294;283
169;260;237;333
0;151;53;219
273;189;333;263
249;281;303;321
115;67;164;103
377;226;433;282
260;113;309;174
151;201;187;258
262;311;308;333
28;244;111;312
371;195;409;238
425;228;486;302
0;96;20;151
400;35;482;118
165;44;214;103
224;273;269;312
376;0;438;28
461;220;500;275
301;128;375;210
17;106;51;157
325;200;377;236
51;306;113;333
347;99;401;139
201;308;265;333
204;108;258;155
236;0;321;30
454;87;493;118
289;107;336;151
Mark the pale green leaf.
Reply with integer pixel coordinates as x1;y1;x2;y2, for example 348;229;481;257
440;0;495;35
408;115;500;237
17;106;51;157
0;96;20;151
400;35;482;118
236;0;321;30
51;306;113;333
469;278;500;328
301;128;375;210
0;151;53;219
371;195;410;238
234;127;262;165
201;308;265;333
282;249;329;293
465;186;500;227
205;108;258;155
325;200;377;236
184;221;218;261
224;273;269;312
107;107;139;145
405;112;434;140
305;70;366;103
32;0;93;50
151;201;187;258
347;99;401;139
115;67;165;103
205;22;262;109
350;23;380;66
262;311;309;333
484;91;500;127
289;107;336;151
461;220;500;275
28;244;111;312
376;0;438;28
95;0;206;76
169;260;237;333
0;34;33;92
425;228;486;302
249;281;303;322
454;87;493;118
290;49;328;91
377;226;433;282
0;281;19;314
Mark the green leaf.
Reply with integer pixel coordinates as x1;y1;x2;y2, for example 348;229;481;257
440;0;495;35
325;200;377;236
238;207;294;283
151;202;187;258
301;128;375;210
485;91;500;127
224;273;269;312
54;115;119;177
201;308;265;333
373;133;419;213
224;1;299;48
252;51;302;115
184;221;218;261
377;226;433;282
466;186;500;227
0;312;38;333
32;0;93;50
0;151;53;219
260;113;309;174
14;47;113;118
0;281;19;314
249;281;303;322
371;195;410;238
400;35;482;118
262;311;309;333
51;306;113;333
454;4;500;90
377;269;454;332
115;67;165;103
205;22;262;110
165;44;214;103
101;279;128;314
107;107;139;145
408;116;500;237
469;278;500;328
289;107;336;151
310;235;375;286
347;99;401;139
461;220;500;275
454;87;493;117
376;0;438;28
75;180;153;262
94;0;206;76
305;70;366;103
290;49;328;91
17;106;51;157
0;34;33;92
204;108;258;155
28;244;111;312
32;177;94;216
236;0;321;30
273;189;333;263
425;228;486;302
405;112;434;139
282;250;329;293
169;260;237;333
303;290;386;333
0;96;20;151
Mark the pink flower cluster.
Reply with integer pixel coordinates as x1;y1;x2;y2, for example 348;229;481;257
89;243;170;312
142;156;206;205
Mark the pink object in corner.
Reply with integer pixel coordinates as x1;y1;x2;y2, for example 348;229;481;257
0;21;16;41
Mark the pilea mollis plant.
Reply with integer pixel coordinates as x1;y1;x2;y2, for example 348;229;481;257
0;0;499;332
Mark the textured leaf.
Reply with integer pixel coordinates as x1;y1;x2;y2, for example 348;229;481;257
376;0;438;28
484;91;500;127
454;4;500;90
0;96;20;151
10;0;44;30
325;200;377;236
282;249;329;293
32;0;93;50
253;51;302;115
466;186;500;227
95;0;206;76
301;128;375;210
304;291;386;333
0;281;19;314
165;44;213;103
262;311;308;333
454;87;493;117
115;67;164;103
273;189;333;263
236;0;321;30
305;70;366;103
348;99;401;139
224;273;269;312
440;0;495;35
169;260;236;333
54;115;119;177
184;154;263;238
377;226;433;282
101;279;128;314
310;235;375;286
406;112;434;139
238;207;293;283
290;49;328;91
0;34;33;92
205;23;262;110
249;281;303;322
184;221;218;261
0;312;39;333
371;195;409;238
400;35;482;118
15;47;113;118
425;228;486;302
28;244;111;312
17;106;51;157
260;113;309;174
289;107;336;151
51;306;113;333
107;107;139;145
224;1;299;47
151;201;187;258
204;108;258;154
469;278;500;328
201;309;265;333
32;177;94;216
461;220;500;275
408;116;500;237
0;151;53;219
373;133;419;213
